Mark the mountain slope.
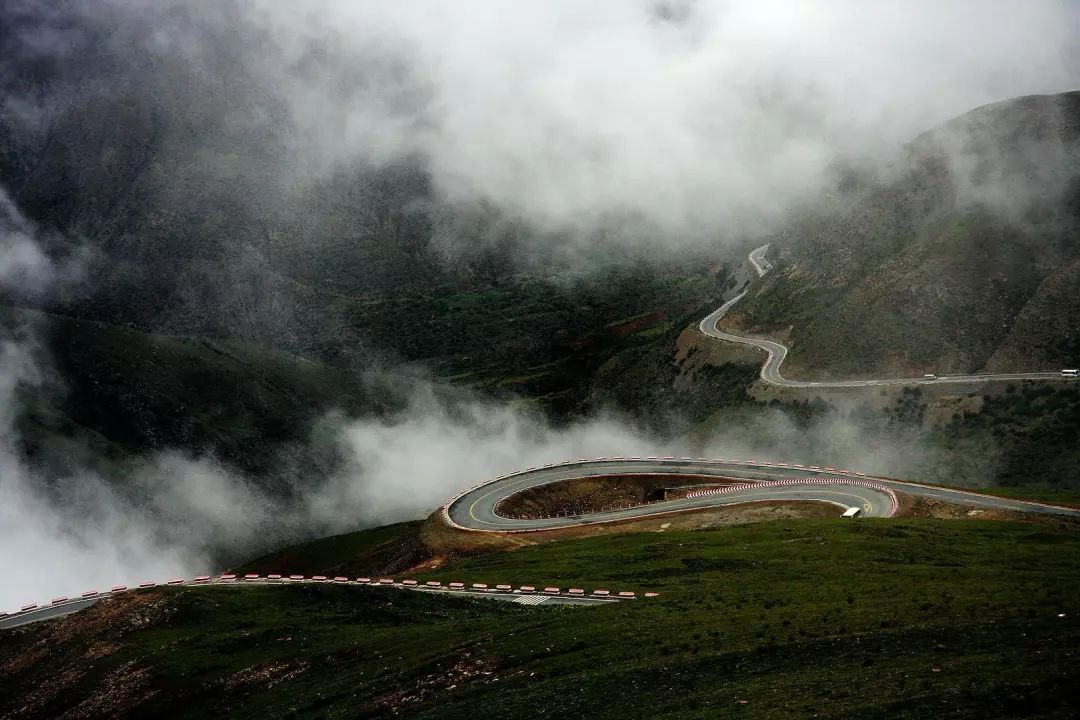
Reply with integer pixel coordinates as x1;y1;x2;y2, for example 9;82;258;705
728;92;1080;379
2;519;1078;718
4;305;382;480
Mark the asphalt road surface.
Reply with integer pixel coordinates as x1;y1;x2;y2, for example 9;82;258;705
445;457;1080;533
748;243;773;276
0;597;103;629
700;245;1073;388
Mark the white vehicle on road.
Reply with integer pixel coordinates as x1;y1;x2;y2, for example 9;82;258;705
1062;369;1078;378
923;373;937;380
842;507;862;518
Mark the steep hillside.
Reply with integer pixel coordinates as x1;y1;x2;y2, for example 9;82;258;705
0;4;733;390
2;519;1078;718
984;258;1080;371
728;92;1080;379
4;305;383;481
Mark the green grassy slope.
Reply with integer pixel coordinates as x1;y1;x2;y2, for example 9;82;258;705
235;521;424;577
2;519;1078;718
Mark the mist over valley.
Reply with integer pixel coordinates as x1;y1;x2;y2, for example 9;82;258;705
1;4;1079;717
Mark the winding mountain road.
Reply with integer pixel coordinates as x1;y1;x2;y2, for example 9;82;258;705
445;457;1080;533
8;466;1078;631
444;263;1079;533
700;245;1071;388
6;244;1078;631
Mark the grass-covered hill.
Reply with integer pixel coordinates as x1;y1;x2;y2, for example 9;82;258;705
2;518;1078;718
729;91;1080;380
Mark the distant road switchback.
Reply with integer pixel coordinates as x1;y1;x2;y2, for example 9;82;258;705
700;244;1072;389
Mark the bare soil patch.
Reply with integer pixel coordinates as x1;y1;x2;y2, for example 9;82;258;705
495;474;738;519
375;649;500;713
896;493;1080;529
0;591;175;718
674;327;760;390
419;497;841;566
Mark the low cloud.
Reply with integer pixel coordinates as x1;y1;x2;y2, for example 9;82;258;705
1;349;982;613
0;367;665;610
696;398;986;485
0;203;665;609
0;187;87;302
0;189;58;296
4;1;1077;254
308;388;659;527
250;0;1080;239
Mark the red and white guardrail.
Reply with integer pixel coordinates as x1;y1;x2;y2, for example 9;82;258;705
685;477;899;517
1;575;659;624
441;455;881;531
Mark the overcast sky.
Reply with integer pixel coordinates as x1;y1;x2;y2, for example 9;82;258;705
246;0;1080;236
3;0;1077;245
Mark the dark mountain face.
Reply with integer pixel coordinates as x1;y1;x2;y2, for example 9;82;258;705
5;2;720;371
6;2;1075;378
0;3;731;510
0;2;507;356
731;92;1080;378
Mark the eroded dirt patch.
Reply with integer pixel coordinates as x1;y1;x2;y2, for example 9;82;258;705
60;661;158;719
896;493;1080;528
1;590;173;677
375;649;501;713
419;498;841;563
224;660;310;691
0;590;176;719
495;474;739;519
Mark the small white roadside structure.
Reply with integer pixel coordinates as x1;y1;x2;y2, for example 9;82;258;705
842;506;862;518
